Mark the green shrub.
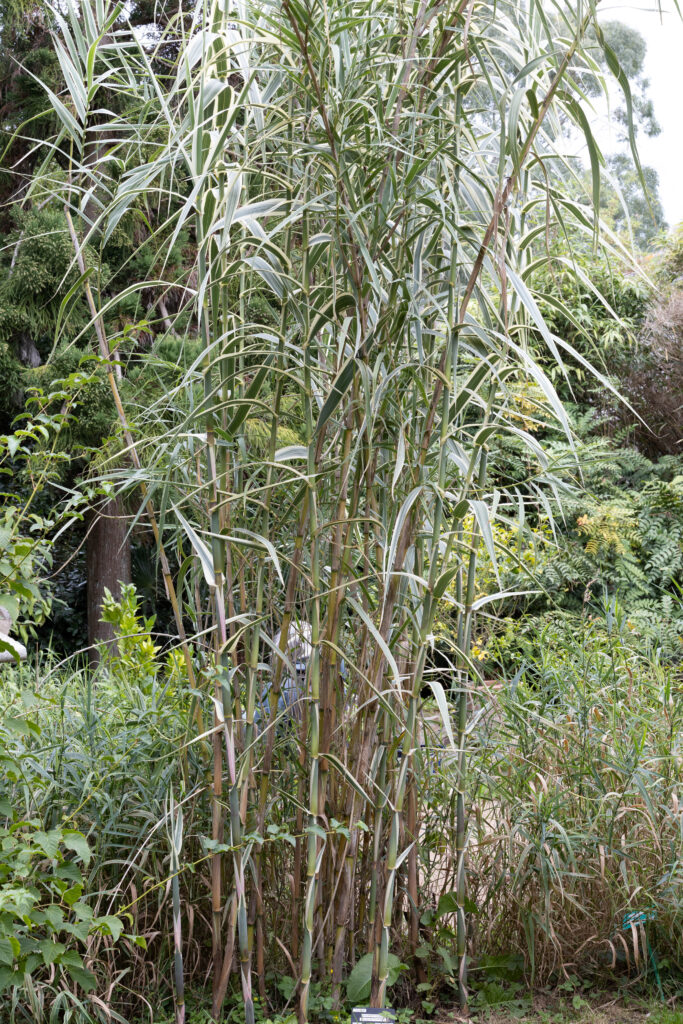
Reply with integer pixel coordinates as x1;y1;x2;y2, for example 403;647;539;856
0;701;124;1007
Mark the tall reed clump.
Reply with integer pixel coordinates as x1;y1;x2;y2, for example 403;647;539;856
27;0;647;1017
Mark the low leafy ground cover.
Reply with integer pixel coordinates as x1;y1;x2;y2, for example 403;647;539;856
143;991;681;1024
443;997;683;1024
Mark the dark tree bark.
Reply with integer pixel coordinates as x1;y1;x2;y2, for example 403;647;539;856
17;333;41;367
86;496;131;663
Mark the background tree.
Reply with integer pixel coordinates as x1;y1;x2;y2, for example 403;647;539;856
578;20;668;249
600;153;666;248
598;20;661;139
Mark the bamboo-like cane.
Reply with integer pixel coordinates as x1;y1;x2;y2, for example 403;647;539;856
63;208;199;707
168;795;186;1024
299;201;325;1024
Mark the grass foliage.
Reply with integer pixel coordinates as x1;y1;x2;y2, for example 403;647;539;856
0;0;681;1019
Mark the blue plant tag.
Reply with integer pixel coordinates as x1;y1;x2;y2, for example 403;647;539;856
623;909;656;929
351;1010;397;1023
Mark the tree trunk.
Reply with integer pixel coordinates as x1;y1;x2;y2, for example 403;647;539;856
17;333;41;367
86;496;131;663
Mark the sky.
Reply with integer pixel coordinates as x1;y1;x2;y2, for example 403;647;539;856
595;1;683;226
